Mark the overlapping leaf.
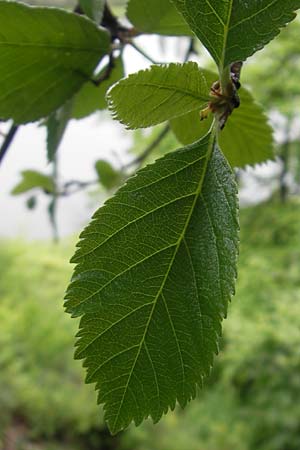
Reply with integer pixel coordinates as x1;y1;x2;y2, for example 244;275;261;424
11;170;55;195
171;88;274;167
47;100;73;162
95;160;123;189
0;1;110;123
65;132;239;433
107;62;210;129
171;0;300;69
127;0;193;36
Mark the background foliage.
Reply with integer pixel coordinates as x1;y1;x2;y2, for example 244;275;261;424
1;201;300;449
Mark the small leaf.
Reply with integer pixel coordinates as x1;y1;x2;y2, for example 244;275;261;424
26;196;37;210
95;160;123;189
107;62;210;129
47;100;73;163
171;88;274;168
79;0;105;23
171;0;300;69
65;132;239;433
0;1;110;123
127;0;193;36
72;57;124;119
12;170;55;195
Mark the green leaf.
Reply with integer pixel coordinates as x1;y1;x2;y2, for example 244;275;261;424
219;89;274;167
65;131;239;433
26;196;37;210
47;100;73;163
171;88;274;168
171;110;212;146
171;0;300;69
0;1;110;123
127;0;193;36
72;57;124;119
95;160;123;189
107;62;210;129
79;0;105;23
11;170;55;195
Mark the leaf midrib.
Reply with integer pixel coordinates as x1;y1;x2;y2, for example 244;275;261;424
111;130;216;431
220;0;233;71
121;81;210;102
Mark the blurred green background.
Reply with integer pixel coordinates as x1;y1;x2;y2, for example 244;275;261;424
1;2;300;450
1;201;300;450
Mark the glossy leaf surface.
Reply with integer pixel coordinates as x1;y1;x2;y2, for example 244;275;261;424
0;1;110;123
65;132;239;433
172;0;300;69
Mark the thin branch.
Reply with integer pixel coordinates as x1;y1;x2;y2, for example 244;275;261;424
92;53;115;86
51;125;170;197
184;37;196;62
129;42;161;65
0;124;19;166
125;124;170;170
58;179;99;197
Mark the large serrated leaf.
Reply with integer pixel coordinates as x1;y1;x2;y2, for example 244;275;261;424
65;131;239;434
126;0;193;36
0;1;110;123
107;62;210;129
171;0;300;69
171;88;274;168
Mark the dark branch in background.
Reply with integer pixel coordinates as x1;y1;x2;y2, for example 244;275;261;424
0;123;19;166
74;1;137;41
184;38;196;62
92;52;115;86
129;42;161;65
58;179;99;196
102;2;126;40
55;125;170;198
101;2;139;41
